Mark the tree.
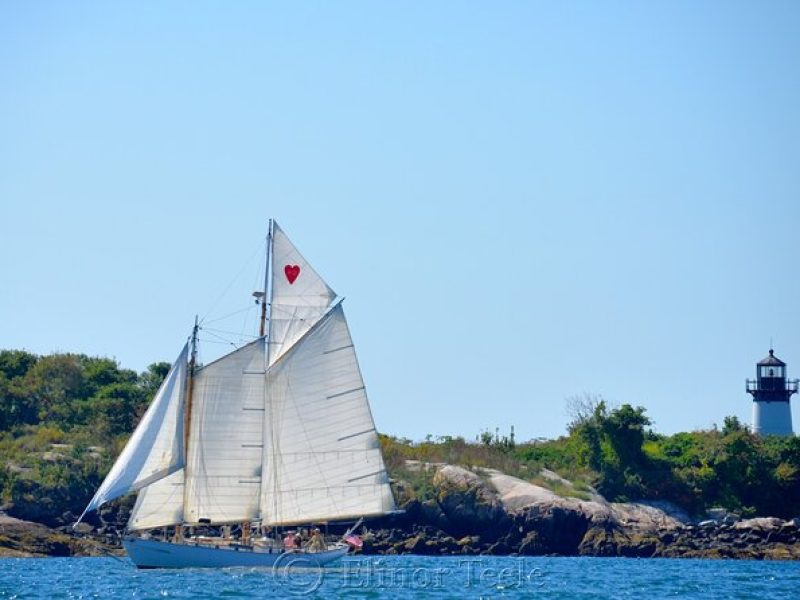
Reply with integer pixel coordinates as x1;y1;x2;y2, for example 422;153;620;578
0;350;40;428
566;393;605;433
603;404;650;467
721;415;745;436
0;350;37;380
88;383;148;439
139;362;171;400
81;356;137;398
567;401;652;501
23;355;85;422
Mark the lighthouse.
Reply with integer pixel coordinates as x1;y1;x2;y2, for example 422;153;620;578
746;349;797;436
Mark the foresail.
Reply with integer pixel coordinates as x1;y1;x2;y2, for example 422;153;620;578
184;339;265;524
260;304;396;525
268;222;336;365
128;469;185;531
78;344;188;522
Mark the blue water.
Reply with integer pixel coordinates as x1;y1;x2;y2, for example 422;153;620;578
0;556;797;599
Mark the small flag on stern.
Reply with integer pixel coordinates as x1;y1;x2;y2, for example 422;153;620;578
344;534;363;548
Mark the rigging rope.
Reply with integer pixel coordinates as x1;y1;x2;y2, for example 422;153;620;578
199;239;265;327
202;305;256;325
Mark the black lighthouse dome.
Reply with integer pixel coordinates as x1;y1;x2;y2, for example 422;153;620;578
757;349;786;381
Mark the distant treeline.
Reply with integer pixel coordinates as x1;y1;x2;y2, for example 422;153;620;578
0;349;171;525
1;349;799;528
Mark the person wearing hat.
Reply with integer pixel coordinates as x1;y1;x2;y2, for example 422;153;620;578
308;528;325;553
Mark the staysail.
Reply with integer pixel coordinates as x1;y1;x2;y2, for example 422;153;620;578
128;469;185;531
268;222;336;365
78;344;189;522
260;304;396;525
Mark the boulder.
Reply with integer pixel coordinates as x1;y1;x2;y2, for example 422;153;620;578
734;517;783;531
433;466;509;538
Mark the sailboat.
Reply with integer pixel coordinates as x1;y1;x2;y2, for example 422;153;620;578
76;220;397;568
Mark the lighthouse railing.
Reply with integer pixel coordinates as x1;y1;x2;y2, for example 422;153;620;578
746;378;799;393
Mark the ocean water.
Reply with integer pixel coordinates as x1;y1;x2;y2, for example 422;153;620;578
0;555;797;599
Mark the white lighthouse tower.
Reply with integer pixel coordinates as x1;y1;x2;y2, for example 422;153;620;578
746;349;797;436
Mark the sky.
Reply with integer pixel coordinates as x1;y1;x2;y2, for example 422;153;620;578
2;1;800;442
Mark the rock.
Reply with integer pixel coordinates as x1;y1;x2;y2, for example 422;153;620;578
402;533;429;555
578;525;621;557
706;507;728;521
483;540;511;555
0;513;120;557
620;532;658;558
433;466;508;538
611;501;686;531
433;536;459;554
517;504;592;555
419;499;451;532
455;535;479;554
518;531;547;556
72;522;93;534
734;517;783;531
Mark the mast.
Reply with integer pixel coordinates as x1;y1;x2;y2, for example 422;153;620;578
179;316;199;539
184;316;199;458
259;219;273;339
245;220;272;545
265;220;280;528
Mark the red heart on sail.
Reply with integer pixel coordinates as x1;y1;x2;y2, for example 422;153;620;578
284;264;300;284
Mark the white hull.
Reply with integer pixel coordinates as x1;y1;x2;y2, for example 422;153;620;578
123;537;350;569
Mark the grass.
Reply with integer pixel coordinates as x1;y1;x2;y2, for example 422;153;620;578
381;434;598;502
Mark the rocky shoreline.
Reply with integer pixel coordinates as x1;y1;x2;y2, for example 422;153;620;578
0;513;121;558
362;515;800;560
1;463;798;560
361;464;800;560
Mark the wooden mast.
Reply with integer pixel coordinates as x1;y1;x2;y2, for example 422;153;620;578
185;315;199;457
176;315;199;542
259;219;273;337
243;220;272;546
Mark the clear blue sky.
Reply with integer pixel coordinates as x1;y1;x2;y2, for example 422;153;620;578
2;2;800;441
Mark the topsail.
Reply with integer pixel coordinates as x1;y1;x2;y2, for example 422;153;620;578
268;222;336;365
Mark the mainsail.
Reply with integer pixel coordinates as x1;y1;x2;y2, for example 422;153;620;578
80;222;395;532
261;304;395;525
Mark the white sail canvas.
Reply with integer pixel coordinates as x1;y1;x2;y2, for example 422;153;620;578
128;469;185;531
261;304;396;525
268;222;336;365
80;344;188;518
184;339;265;524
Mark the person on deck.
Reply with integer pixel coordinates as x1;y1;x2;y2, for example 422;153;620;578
308;528;325;553
283;531;297;551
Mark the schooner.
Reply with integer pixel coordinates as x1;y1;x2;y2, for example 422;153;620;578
76;220;397;568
